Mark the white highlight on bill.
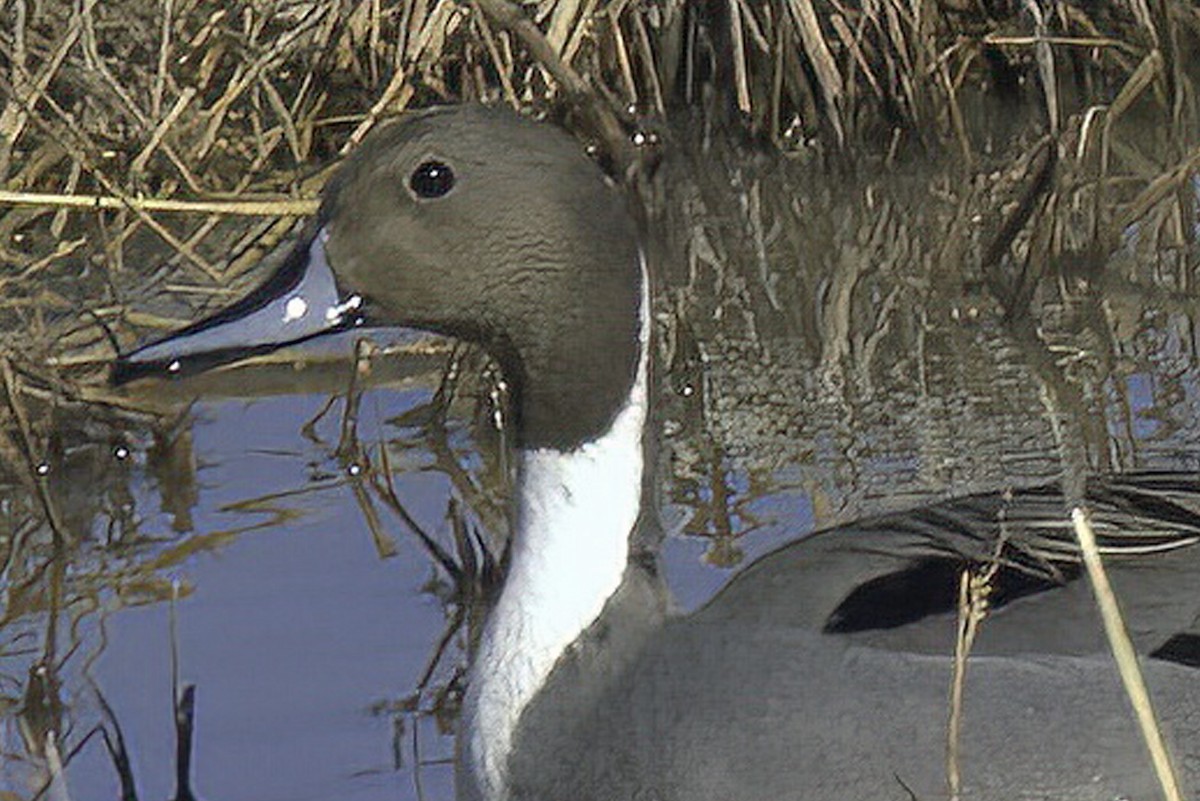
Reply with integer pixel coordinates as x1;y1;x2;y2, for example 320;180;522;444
283;296;309;322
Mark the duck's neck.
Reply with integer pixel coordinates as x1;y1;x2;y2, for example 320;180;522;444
460;259;650;801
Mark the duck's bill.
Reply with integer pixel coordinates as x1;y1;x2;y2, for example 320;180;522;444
112;228;364;386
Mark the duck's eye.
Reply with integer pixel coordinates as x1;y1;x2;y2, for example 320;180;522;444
409;160;455;199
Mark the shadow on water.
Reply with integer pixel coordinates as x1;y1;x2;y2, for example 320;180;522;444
2;109;1199;798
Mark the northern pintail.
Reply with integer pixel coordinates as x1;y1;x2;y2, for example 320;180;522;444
114;105;1200;801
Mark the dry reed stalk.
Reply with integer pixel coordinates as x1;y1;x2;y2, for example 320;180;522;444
473;0;634;173
786;0;844;142
728;0;752;115
609;5;641;106
560;0;599;65
0;190;318;216
474;11;520;107
937;58;971;166
983;33;1131;49
946;570;972;801
346;66;416;149
829;12;883;101
1115;144;1200;233
1071;507;1183;801
545;0;583;54
632;11;666;116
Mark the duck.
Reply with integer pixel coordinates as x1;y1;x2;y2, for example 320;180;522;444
113;104;1200;801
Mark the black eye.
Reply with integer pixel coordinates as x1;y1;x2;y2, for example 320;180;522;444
409;160;455;199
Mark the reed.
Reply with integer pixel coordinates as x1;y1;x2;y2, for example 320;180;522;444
0;0;1194;383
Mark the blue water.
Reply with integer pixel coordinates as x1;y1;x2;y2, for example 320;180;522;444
55;394;458;801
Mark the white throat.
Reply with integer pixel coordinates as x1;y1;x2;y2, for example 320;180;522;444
461;259;650;801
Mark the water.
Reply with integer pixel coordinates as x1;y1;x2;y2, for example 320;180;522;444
3;123;1199;800
4;390;463;801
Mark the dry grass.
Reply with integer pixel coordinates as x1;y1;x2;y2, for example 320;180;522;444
1072;506;1184;801
0;0;1193;388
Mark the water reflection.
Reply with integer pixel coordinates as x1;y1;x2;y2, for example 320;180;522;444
0;342;490;797
2;123;1199;798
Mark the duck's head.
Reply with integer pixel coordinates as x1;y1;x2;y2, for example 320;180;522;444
114;106;643;451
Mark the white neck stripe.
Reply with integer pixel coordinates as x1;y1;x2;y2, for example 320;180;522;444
461;255;650;801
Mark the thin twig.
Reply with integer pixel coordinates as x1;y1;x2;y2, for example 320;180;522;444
1071;507;1183;801
472;0;636;175
0;190;318;216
